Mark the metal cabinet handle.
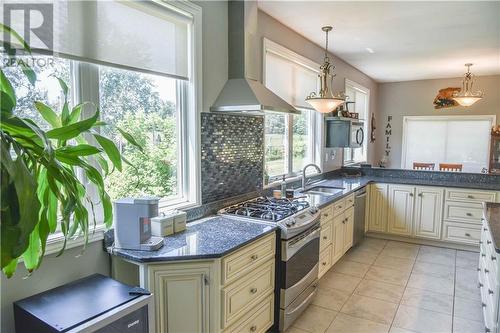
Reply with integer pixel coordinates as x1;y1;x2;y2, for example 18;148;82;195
251;254;259;260
465;233;471;237
489;289;494;295
250;325;257;332
409;193;414;197
323;213;329;217
482;254;486;258
478;268;481;271
418;193;423;197
466;212;473;217
322;262;327;266
492;256;497;261
468;195;474;199
486;327;491;333
487;240;492;244
337;206;342;209
482;302;487;308
485;269;490;274
250;287;258;294
484;228;488;231
479;282;484;288
480;241;483;244
323;236;328;240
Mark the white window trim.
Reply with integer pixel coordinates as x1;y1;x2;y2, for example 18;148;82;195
44;1;202;249
343;78;370;166
400;114;496;169
262;38;322;186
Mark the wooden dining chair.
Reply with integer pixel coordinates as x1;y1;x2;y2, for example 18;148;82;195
439;163;463;172
413;162;435;170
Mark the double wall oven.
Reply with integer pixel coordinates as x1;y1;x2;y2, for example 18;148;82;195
219;197;321;331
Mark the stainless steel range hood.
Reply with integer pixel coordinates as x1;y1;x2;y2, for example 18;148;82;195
210;1;300;115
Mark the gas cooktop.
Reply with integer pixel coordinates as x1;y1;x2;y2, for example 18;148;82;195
219;197;310;222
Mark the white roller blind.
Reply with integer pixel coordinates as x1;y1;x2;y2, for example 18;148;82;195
265;51;318;109
3;0;191;79
403;117;492;173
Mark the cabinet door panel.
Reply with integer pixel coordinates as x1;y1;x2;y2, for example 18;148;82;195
368;184;388;232
331;214;345;265
343;207;354;253
414;187;443;239
387;185;414;236
149;265;210;333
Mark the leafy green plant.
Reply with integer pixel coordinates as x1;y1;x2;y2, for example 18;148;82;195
0;24;142;277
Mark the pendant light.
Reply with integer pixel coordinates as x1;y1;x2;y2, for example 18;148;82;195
305;26;345;113
452;63;483;107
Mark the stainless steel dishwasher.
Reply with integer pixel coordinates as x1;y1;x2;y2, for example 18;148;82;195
353;188;367;245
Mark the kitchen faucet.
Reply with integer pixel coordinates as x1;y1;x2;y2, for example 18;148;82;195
302;163;322;189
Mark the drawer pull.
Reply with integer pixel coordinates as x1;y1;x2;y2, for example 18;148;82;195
487;240;492;244
322;262;327;266
486;327;491;333
418;193;423;197
323;236;328;240
492;256;497;261
489;289;494;295
409;193;414;197
250;325;257;332
466;212;473;217
250;287;258;294
467;195;474;199
480;241;483;244
478;267;481;271
479;283;484;288
337;206;342;209
323;213;329;217
484;228;488;231
482;302;487;308
482;254;486;258
465;233;471;237
485;269;489;274
250;254;259;260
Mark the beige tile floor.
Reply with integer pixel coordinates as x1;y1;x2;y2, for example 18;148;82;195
287;238;484;333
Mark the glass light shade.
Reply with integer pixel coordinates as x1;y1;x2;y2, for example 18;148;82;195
306;97;345;113
453;96;482;107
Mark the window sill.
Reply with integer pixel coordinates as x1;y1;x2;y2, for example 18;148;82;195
44;224;107;257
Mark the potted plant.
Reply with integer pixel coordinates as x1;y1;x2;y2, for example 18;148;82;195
1;24;142;277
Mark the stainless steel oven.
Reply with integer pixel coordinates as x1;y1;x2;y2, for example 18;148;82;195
279;221;320;331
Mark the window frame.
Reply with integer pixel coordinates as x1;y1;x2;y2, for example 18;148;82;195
343;78;370;166
401;115;496;172
41;1;202;252
262;38;321;185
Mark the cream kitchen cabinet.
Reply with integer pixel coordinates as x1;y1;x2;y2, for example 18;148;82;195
319;194;355;277
387;184;415;236
367;183;389;233
414;186;444;240
111;232;276;333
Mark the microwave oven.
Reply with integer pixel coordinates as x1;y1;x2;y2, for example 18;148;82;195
325;117;364;148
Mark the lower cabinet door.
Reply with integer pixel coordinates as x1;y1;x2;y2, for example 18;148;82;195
368;184;388;233
343;207;354;253
387;185;415;236
414;187;443;239
331;214;345;265
148;264;210;333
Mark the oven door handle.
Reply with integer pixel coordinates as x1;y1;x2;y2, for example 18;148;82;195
285;283;318;316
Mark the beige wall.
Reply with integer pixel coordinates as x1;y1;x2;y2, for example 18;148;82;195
256;10;379;170
375;75;500;168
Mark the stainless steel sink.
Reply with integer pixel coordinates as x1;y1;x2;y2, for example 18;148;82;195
301;186;345;196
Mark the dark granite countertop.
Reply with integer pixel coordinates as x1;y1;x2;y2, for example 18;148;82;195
110;216;277;263
297;174;500;209
484;202;500;253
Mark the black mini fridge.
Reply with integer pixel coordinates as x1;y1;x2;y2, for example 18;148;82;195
14;274;153;333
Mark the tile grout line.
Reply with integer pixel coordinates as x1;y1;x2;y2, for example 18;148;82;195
388;241;420;333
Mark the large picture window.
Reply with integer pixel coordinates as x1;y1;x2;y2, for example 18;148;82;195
3;1;201;219
263;39;319;183
401;116;494;173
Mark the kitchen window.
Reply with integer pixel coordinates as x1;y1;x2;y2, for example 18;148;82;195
3;0;201;248
402;115;494;173
263;39;319;183
344;79;369;165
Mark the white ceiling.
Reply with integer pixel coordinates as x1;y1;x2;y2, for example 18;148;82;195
258;1;500;82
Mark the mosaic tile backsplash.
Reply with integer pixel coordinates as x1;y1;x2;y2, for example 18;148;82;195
201;112;264;204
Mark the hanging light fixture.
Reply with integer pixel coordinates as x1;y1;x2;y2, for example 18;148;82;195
305;26;345;113
452;63;483;107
